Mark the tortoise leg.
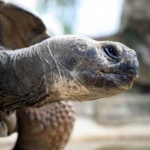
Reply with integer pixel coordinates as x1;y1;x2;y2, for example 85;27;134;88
0;119;8;136
0;113;17;137
14;101;75;150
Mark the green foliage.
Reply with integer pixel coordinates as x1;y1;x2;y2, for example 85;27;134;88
36;0;77;34
42;0;76;7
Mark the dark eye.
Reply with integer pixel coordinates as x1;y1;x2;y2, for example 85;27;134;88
103;46;119;61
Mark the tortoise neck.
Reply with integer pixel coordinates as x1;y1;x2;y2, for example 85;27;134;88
0;42;56;114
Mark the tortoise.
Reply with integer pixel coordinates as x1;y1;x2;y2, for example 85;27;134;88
0;1;139;150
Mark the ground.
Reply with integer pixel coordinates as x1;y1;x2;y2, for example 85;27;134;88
1;117;150;150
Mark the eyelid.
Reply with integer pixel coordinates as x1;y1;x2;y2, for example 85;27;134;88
102;45;121;62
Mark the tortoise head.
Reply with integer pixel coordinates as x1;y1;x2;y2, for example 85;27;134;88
0;1;139;104
48;35;139;101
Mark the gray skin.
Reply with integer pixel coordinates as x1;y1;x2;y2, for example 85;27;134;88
0;35;139;115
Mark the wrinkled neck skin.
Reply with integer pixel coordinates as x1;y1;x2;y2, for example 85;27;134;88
0;43;48;114
0;37;89;114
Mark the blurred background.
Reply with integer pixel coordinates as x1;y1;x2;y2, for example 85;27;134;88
1;0;150;150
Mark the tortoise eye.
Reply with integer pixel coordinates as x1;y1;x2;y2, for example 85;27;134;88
103;46;119;61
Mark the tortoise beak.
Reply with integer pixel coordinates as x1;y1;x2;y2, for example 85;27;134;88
129;54;140;82
118;49;140;82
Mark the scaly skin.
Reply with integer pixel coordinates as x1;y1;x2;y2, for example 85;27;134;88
14;101;75;150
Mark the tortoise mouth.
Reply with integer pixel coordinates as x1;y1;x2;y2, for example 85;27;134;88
97;72;134;89
102;72;138;82
78;70;136;90
105;73;135;90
